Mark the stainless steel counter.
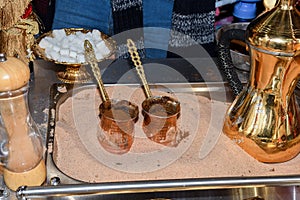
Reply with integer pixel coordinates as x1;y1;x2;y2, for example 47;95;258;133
16;59;300;200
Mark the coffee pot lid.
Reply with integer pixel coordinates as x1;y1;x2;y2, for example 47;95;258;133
0;53;30;92
246;0;300;55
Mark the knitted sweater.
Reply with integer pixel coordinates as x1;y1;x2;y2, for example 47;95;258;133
35;0;216;58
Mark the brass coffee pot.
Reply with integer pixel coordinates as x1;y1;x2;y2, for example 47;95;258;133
218;0;300;163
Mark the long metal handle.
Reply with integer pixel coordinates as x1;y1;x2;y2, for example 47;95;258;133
16;176;300;199
127;39;152;99
84;40;109;102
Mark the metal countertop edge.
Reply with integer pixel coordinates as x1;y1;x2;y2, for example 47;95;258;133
16;175;300;198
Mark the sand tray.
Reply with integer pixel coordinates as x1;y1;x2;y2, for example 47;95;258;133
45;83;300;185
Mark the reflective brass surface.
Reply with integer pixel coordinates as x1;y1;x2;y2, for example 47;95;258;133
56;64;91;84
127;39;153;98
223;0;300;163
126;39;181;146
85;40;139;154
84;40;109;102
247;0;300;54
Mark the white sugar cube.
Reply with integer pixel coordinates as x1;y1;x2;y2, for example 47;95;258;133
95;41;110;56
46;49;60;60
92;29;101;39
39;37;53;49
67;34;76;42
56;56;64;62
76;54;85;63
52;45;60;52
44;48;53;58
61;38;70;48
63;57;76;63
85;32;92;38
52;29;66;41
69;44;78;52
76;32;86;40
69;51;77;58
75;43;84;53
60;48;69;56
39;29;111;64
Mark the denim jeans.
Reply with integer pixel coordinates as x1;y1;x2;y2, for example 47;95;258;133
143;0;173;58
52;0;174;58
52;0;113;35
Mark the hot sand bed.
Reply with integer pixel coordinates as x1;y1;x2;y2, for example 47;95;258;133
52;85;300;183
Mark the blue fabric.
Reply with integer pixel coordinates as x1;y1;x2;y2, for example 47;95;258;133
143;0;173;58
52;0;174;58
52;0;113;35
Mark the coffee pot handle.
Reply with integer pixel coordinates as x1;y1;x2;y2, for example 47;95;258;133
217;29;246;97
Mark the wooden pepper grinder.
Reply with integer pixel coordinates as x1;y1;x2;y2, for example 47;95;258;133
0;53;46;191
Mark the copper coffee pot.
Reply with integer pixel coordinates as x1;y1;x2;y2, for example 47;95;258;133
126;39;181;147
218;0;300;163
84;40;139;154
